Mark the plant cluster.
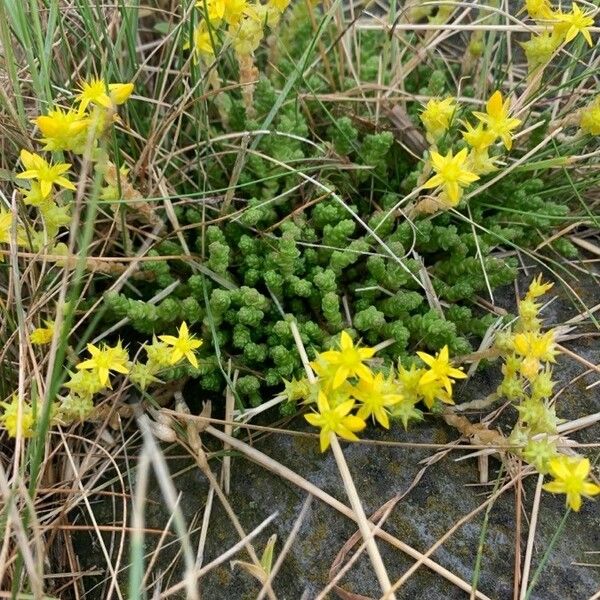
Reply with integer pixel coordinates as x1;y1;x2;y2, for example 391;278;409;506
7;79;134;255
294;331;466;451
521;1;595;72
0;322;202;436
294;276;600;512
493;277;600;511
1;1;598;415
418;89;520;210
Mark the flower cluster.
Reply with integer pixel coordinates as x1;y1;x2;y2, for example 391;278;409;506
0;322;203;437
495;276;599;511
7;78;133;257
419;90;521;208
286;331;466;451
186;0;291;110
521;1;595;73
190;0;290;59
60;322;203;422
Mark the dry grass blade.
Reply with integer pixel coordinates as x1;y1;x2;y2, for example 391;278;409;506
330;434;396;599
519;475;545;600
256;495;314;600
158;512;279;598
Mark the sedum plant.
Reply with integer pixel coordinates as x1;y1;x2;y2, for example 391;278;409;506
1;1;598;413
291;276;599;511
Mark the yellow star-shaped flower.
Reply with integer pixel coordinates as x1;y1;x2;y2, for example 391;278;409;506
422;148;480;206
543;456;600;511
34;107;90;152
420;97;457;141
580;95;600;136
461;120;496;152
0;396;35;438
16;150;76;199
76;78;133;111
304;391;366;452
557;3;595;47
159;321;203;368
318;331;375;389
417;345;467;395
473;91;522;150
76;341;130;387
31;320;55;345
352;372;403;429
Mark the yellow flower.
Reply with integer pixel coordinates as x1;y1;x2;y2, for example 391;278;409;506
318;331;376;389
556;3;594;46
526;275;553;300
397;363;426;401
543;456;600;511
0;207;27;260
473;91;521;150
225;0;251;25
461;120;496;151
109;82;134;105
580;96;600;136
0;396;35;438
77;77;112;110
525;0;555;20
196;0;225;22
304;391;366;452
31;320;55;345
64;369;106;399
512;331;558;362
418;377;453;409
422;148;479;206
159;321;203;368
35;107;90;152
185;21;216;57
20;182;49;207
417;345;467;395
268;0;290;14
76;341;130;387
352;372;403;429
145;336;176;369
466;149;498;176
420;97;457;141
16;150;76;199
0;208;13;245
229;16;264;56
76;78;133;111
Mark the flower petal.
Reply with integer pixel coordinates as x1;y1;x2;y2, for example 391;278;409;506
320;429;331;452
339;331;352;351
487;91;503;118
422;174;444;189
186;351;199;368
332;366;350;389
573;458;590;479
304;413;323;426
